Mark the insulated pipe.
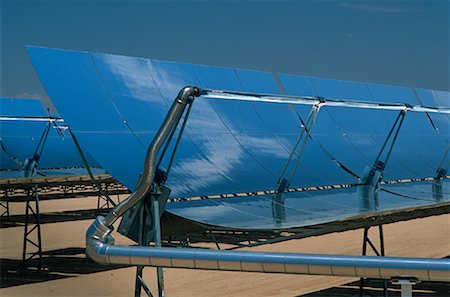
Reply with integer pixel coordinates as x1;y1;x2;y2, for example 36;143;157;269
87;217;450;281
103;86;201;227
86;86;450;283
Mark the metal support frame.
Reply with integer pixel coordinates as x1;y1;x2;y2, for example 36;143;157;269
357;109;409;296
133;188;167;297
19;120;52;271
86;87;450;296
1;188;11;221
20;186;45;270
359;224;388;297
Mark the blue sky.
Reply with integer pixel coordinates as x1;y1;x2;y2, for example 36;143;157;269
1;0;449;104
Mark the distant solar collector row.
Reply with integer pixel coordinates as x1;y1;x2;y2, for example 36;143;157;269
0;97;103;178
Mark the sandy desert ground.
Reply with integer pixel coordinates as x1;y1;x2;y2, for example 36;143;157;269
1;194;449;297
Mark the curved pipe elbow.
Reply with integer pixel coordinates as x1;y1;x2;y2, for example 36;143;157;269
86;238;108;265
86;216;114;265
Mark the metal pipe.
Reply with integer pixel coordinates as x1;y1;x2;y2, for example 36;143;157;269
103;86;201;227
0;116;65;122
201;89;450;114
86;86;450;284
87;216;450;281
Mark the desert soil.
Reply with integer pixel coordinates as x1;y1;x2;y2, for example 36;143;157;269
1;194;449;296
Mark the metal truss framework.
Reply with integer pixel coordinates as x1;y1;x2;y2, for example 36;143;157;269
359;225;388;297
0;174;128;270
20;186;44;270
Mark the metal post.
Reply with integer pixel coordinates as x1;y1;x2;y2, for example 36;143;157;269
391;278;418;297
135;200;153;297
152;192;164;297
22;189;30;267
400;283;413;297
359;226;369;296
379;225;388;297
34;188;44;269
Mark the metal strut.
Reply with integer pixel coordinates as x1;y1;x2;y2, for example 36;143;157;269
23;120;52;177
272;102;323;226
68;128;118;212
359;109;408;211
432;147;449;201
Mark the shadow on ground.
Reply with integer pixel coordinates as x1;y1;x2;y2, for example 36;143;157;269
0;209;109;228
299;278;450;297
0;247;127;288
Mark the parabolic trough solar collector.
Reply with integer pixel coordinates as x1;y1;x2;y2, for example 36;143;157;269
0;97;104;178
27;46;449;230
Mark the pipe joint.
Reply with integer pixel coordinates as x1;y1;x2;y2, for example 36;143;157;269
176;86;202;104
86;216;114;264
90;216;114;243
